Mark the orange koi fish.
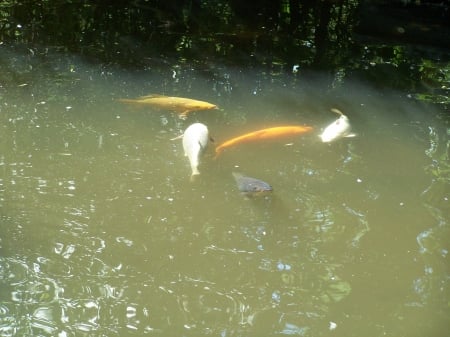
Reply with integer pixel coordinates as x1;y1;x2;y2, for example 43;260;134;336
215;125;313;156
118;94;218;118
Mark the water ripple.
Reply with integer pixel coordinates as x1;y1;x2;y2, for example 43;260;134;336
31;306;58;335
0;257;29;286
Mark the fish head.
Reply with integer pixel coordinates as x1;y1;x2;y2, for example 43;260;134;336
242;181;273;196
233;173;273;196
186;101;218;111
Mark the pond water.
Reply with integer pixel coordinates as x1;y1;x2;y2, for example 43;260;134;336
0;48;449;337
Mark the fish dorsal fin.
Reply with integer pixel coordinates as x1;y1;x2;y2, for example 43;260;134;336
254;129;270;138
170;134;183;141
137;94;168;100
232;172;244;180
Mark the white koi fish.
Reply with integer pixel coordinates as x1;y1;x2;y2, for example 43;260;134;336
179;123;209;180
319;108;356;143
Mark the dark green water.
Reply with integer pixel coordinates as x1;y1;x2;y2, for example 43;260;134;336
0;49;449;337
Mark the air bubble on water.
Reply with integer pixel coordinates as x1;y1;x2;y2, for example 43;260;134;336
126;306;136;318
271;291;281;303
160;116;169;125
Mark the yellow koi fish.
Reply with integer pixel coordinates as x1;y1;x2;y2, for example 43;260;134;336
215;125;313;157
118;94;218;118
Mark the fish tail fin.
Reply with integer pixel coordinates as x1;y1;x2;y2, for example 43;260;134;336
214;147;222;159
331;108;344;116
190;171;200;182
117;98;136;104
138;94;165;99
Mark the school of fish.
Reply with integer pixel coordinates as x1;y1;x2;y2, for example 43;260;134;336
120;93;356;189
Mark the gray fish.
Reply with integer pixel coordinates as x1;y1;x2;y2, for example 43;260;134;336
232;172;273;196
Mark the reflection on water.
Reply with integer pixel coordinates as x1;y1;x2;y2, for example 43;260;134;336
0;51;449;337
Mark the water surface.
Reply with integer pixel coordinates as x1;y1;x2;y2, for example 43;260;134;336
0;51;449;337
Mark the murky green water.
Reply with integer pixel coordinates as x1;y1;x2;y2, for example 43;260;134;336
1;50;449;337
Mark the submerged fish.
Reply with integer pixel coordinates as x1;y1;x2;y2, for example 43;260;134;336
215;125;313;157
232;172;273;196
118;94;218;118
319;108;356;143
181;123;209;180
